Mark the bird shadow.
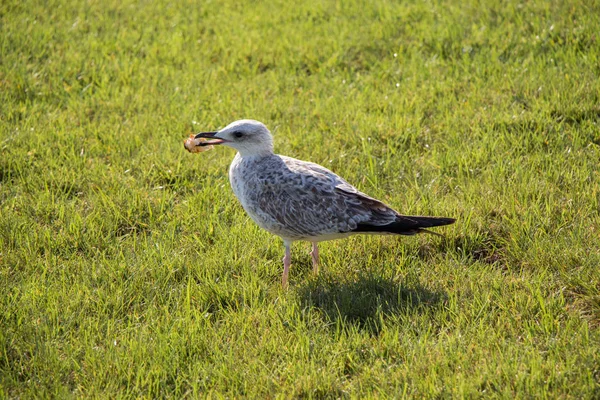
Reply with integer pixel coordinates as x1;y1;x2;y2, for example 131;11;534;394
296;272;446;335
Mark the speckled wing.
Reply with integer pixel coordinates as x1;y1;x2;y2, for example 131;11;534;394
244;156;399;239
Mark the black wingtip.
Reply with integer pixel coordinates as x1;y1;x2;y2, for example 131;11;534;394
421;217;456;227
352;215;455;235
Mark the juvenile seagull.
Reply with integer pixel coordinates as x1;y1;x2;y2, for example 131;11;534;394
194;120;455;287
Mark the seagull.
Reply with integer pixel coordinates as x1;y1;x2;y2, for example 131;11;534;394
192;119;455;288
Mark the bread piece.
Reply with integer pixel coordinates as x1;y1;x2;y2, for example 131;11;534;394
184;134;213;153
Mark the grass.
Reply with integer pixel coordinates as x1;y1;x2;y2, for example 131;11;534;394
1;0;599;397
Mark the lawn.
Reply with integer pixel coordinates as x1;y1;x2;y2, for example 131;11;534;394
1;0;599;397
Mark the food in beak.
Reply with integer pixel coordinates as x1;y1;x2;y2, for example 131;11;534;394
184;134;214;153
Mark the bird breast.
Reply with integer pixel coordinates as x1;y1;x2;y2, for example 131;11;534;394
228;154;279;232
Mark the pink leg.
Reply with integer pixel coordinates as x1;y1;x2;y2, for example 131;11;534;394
282;241;291;288
310;242;319;274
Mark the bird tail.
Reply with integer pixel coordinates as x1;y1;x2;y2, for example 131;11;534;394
353;215;455;236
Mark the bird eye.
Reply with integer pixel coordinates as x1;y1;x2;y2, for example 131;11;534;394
233;131;244;138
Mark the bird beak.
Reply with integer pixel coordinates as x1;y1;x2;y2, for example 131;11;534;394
194;131;227;145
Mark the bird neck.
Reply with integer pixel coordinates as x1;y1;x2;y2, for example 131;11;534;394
236;147;274;159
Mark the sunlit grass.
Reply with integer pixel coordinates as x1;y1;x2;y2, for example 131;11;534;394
1;0;599;397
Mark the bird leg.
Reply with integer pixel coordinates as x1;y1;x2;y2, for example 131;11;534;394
310;242;319;274
282;241;291;289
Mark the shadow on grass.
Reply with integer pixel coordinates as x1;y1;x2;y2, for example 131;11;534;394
432;234;506;266
297;273;446;335
551;108;600;125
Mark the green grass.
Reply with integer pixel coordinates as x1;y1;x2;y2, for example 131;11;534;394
1;0;600;397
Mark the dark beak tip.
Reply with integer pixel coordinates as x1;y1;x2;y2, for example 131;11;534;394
194;131;217;139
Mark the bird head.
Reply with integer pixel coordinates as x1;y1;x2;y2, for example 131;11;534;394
194;119;274;157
